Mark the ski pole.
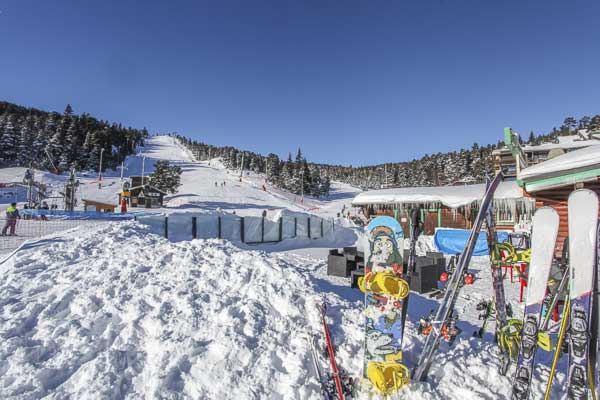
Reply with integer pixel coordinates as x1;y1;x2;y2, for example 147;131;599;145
540;266;569;332
320;306;345;400
543;296;570;400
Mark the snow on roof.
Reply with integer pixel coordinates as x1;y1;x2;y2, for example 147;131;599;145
492;134;600;155
352;181;524;209
519;144;600;182
522;137;600;152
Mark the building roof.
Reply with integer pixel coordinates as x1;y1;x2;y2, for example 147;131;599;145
492;134;600;155
128;185;167;194
519;145;600;192
352;180;525;209
82;199;117;207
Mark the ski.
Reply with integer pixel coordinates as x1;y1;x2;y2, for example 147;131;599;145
510;207;559;400
484;188;513;374
401;208;423;336
566;189;599;400
412;172;503;382
359;211;418;395
595;223;600;400
318;303;347;400
308;335;333;399
543;295;571;400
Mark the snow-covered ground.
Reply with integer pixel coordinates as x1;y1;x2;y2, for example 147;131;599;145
0;221;570;399
0;135;571;399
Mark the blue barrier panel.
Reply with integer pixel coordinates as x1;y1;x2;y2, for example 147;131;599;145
434;228;509;256
20;209;137;220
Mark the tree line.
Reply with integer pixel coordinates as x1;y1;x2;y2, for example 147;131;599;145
0;101;148;174
1;100;597;192
177;113;599;191
175;135;331;197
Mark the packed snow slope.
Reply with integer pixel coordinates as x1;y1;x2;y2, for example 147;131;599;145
0;135;360;219
118;135;360;218
0;222;570;399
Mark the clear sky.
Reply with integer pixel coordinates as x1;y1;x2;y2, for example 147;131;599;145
1;0;599;166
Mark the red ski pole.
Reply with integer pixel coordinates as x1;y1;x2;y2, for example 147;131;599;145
320;305;345;400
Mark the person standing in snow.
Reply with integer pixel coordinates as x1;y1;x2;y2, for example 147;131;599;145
2;203;21;236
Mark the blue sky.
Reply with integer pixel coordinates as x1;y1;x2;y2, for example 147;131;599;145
1;0;599;166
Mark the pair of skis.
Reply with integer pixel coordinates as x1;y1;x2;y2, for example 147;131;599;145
510;189;599;400
413;173;506;381
310;302;353;400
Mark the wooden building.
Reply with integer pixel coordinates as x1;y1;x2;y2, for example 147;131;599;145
493;127;600;179
518;145;600;258
119;176;167;208
82;199;117;213
352;181;534;235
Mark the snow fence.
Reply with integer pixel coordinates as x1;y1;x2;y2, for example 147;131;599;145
135;213;336;244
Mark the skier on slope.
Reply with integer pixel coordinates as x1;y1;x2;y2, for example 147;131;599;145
1;203;21;236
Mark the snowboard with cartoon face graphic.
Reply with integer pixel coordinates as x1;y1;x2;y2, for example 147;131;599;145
362;216;408;390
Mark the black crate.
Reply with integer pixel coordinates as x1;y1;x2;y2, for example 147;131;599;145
327;254;353;277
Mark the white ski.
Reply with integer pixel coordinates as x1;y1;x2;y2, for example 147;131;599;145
567;189;599;399
511;207;559;400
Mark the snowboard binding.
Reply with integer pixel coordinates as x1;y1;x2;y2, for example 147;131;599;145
418;310;461;345
366;361;410;395
358;271;410;300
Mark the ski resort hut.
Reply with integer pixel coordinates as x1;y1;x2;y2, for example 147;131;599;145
119;176;167;208
82;199;117;213
352;181;534;235
518;145;600;258
127;184;166;208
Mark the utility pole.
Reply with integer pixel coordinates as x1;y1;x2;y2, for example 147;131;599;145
265;156;269;179
239;152;244;181
301;168;304;203
141;156;146;184
118;161;128;181
98;148;105;189
384;164;388;188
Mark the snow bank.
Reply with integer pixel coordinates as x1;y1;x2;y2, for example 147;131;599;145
0;222;358;399
0;221;570;399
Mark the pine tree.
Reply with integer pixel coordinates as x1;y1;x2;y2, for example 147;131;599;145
589;115;600;132
0;115;18;166
149;160;182;194
18;116;35;166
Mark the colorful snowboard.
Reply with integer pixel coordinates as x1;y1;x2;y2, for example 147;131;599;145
511;207;559;400
567;189;598;399
361;216;409;394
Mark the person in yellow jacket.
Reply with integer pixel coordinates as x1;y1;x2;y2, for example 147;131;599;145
1;203;21;236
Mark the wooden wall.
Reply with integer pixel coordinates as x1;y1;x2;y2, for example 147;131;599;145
527;181;600;259
369;206;472;235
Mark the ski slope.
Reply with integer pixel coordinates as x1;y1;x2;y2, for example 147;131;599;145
1;135;360;220
118;135;359;218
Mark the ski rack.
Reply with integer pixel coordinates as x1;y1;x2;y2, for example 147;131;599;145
412;173;503;382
